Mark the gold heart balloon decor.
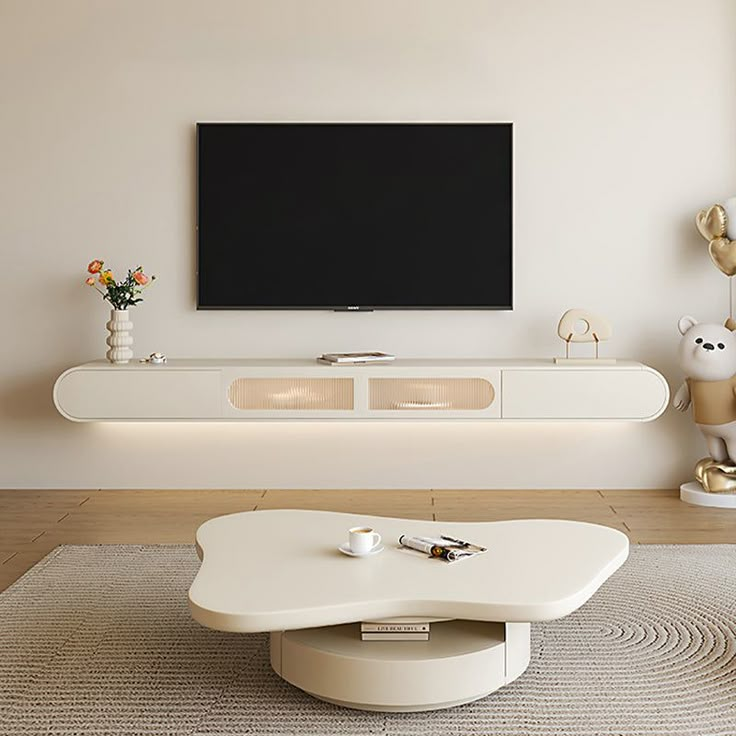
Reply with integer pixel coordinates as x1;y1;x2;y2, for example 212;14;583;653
695;203;736;276
696;204;727;241
708;237;736;277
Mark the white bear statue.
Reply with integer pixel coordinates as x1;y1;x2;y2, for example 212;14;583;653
674;315;736;463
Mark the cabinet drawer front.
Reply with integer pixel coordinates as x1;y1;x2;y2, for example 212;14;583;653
55;370;221;420
228;378;354;411
502;369;668;420
369;378;495;411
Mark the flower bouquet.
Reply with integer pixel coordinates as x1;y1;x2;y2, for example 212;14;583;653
84;259;156;363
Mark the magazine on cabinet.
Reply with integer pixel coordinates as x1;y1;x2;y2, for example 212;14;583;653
317;352;395;365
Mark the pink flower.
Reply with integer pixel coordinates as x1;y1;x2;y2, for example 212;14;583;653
85;277;95;286
133;271;149;286
87;260;103;274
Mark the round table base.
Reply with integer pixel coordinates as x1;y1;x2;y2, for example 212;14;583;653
270;619;530;712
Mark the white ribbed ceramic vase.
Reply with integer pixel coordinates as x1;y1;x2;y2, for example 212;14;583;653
105;309;133;364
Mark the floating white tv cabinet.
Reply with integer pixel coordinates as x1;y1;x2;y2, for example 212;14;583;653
53;359;669;422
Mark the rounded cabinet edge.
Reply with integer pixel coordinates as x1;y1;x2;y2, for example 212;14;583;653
53;366;88;422
640;365;671;422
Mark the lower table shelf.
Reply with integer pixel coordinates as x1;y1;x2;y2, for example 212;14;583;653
53;358;670;422
270;620;531;712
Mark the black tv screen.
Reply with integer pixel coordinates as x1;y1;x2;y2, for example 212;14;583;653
197;122;512;310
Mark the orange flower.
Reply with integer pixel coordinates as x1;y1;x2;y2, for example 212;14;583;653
85;277;95;286
99;270;114;286
87;260;103;274
133;271;149;286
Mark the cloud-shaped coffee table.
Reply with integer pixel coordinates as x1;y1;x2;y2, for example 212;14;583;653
190;510;628;711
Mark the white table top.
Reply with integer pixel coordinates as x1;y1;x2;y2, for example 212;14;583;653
189;510;629;632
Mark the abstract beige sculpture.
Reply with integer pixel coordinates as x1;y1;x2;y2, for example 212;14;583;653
555;309;614;363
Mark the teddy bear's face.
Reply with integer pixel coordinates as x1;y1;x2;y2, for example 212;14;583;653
678;316;736;382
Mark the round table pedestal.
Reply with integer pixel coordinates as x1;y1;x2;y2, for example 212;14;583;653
270;620;530;712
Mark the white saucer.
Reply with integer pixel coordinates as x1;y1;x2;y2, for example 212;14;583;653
338;543;384;558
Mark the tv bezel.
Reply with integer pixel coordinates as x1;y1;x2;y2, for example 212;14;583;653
196;121;513;311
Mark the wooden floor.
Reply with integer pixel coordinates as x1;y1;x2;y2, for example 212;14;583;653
1;488;734;592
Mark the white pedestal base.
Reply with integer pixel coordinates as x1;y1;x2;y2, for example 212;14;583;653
680;481;736;508
270;620;531;712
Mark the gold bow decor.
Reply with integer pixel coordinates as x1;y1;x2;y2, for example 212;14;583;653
695;204;736;276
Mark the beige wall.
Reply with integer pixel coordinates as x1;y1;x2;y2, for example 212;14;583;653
1;0;734;489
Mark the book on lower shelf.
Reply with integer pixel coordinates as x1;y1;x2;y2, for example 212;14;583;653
360;622;430;633
361;631;430;641
360;621;431;641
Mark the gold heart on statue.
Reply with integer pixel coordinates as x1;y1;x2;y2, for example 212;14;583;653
696;204;727;241
695;456;736;493
708;237;736;276
694;456;713;486
703;465;736;493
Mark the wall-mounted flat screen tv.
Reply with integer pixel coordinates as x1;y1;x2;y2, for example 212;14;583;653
197;122;512;310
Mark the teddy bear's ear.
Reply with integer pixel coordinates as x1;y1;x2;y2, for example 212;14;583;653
725;318;736;331
678;315;698;335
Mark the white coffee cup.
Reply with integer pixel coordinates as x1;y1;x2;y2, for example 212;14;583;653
348;526;381;555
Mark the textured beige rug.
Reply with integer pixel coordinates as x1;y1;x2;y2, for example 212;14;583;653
0;545;735;735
